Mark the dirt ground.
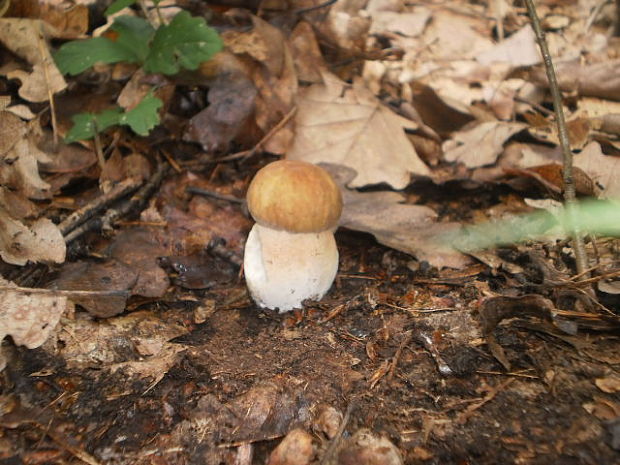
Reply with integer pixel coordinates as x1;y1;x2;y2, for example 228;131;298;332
2;180;620;465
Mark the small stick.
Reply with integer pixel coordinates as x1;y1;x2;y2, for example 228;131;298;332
320;401;355;465
415;331;453;376
218;106;297;162
36;24;59;149
525;0;589;277
0;285;129;298
58;177;142;235
186;186;244;204
160;148;182;173
64;164;168;242
387;331;412;380
456;379;514;425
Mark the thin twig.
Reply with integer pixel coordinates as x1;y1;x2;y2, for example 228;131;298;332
59;177;143;235
160;148;182;173
295;0;338;15
37;24;58;149
524;0;589;277
92;121;105;170
218;106;297;162
0;285;129;298
387;331;412;381
186;186;244;204
320;401;355;465
64;164;168;242
456;379;514;425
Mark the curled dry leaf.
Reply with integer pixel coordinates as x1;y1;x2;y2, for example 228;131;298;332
595;376;620;394
0;113;53;200
108;342;186;390
0;18;67;102
267;428;314;465
289;72;430;189
220;11;297;154
39;3;89;39
226;380;301;441
0;277;67;371
185;70;258;151
312;404;343;439
532;59;620;101
337;429;403;465
290;21;326;84
315;0;371;58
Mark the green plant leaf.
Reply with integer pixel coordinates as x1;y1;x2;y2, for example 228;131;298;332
110;16;155;63
119;94;163;136
54;37;136;75
143;11;223;75
54;16;154;75
104;0;137;16
65;108;124;143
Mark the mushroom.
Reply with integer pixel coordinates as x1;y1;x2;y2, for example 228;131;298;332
243;160;343;312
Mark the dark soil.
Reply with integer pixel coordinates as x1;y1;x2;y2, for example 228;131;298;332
2;225;619;465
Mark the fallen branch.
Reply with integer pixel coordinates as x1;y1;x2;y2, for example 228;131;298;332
64;163;168;243
58;177;143;235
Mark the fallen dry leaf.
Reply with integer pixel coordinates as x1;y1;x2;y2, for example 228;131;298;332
50;260;136;317
289;72;430;189
56;310;189;369
595;376;620;394
108;342;186;390
0;209;65;265
315;0;371;58
267;428;314;465
0;18;67;102
221;11;298;154
443;121;527;168
337;429;404;465
423;10;493;61
108;228;170;298
369;8;430;37
39;3;88;39
476;25;540;67
325;164;469;269
290;21;326;84
573;142;620;199
185;71;258;151
533;59;620;101
0;277;67;370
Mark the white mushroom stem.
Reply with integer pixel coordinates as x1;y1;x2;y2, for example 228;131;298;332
243;223;339;312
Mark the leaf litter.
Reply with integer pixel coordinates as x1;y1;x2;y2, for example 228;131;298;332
1;0;620;464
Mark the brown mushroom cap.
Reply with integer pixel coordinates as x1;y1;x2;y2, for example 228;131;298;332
246;160;343;233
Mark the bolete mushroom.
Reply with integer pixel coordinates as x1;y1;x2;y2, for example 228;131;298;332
243;160;343;312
